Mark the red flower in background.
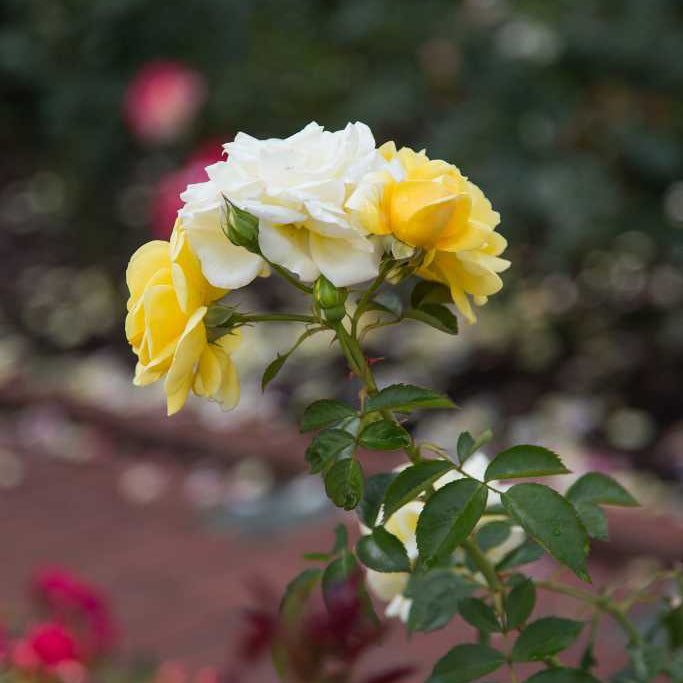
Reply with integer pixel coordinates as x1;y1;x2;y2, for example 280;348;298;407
33;568;115;657
12;622;80;670
227;571;414;683
0;625;6;663
150;141;225;238
124;60;207;144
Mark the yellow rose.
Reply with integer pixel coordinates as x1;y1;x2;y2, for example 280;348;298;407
351;143;510;323
125;220;241;415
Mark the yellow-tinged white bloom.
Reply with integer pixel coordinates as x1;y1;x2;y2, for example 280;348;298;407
179;122;385;289
347;143;510;323
362;453;524;623
364;501;421;622
125;220;241;416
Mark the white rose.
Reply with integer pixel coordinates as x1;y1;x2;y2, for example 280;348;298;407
179;122;385;289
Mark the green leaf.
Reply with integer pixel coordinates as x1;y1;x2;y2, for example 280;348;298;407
406;570;474;632
411;280;452;308
358;420;412;451
457;429;493;464
322;550;357;609
457;432;476;463
325;458;364;510
305;428;355;474
664;604;683;649
261;327;320;390
512;617;584;661
427;643;505;683
365;383;456;413
522;669;601;683
261;353;290;391
300;399;356;432
566;472;639;507
279;568;321;621
496;539;544;571
357;472;396;528
382;460;454;522
574;501;608;540
417;480;488;566
669;647;683;680
505;578;536;630
356;527;411;573
477;520;512;552
404;304;459;335
502;483;591;582
485;445;570;482
458;597;501;633
628;643;668;681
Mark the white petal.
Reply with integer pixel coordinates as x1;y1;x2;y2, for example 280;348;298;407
258;221;320;282
238;199;306;224
308;233;380;287
187;224;264;289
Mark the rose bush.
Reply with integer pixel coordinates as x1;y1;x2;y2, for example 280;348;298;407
122;121;682;683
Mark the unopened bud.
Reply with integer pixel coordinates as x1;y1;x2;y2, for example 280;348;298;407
314;275;348;310
223;199;260;254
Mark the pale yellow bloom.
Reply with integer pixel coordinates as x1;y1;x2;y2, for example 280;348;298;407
349;143;510;323
125;220;241;415
362;454;524;623
364;501;422;620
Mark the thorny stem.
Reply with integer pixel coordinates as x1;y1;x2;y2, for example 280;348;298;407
334;319;422;465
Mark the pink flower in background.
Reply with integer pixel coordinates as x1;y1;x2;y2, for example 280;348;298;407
0;625;6;662
124;61;207;144
13;622;80;670
150;141;225;238
33;568;115;656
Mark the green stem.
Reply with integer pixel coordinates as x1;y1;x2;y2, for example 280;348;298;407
351;260;393;338
462;538;504;595
462;538;505;621
335;320;422;464
268;263;313;293
536;581;643;647
241;313;318;324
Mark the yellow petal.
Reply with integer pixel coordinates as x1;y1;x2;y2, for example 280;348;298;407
215;328;242;355
125;300;145;349
379;140;398;161
164;306;207;398
213;348;240;410
389;181;458;248
126;241;171;309
194;345;222;397
165;374;193;416
143;284;187;359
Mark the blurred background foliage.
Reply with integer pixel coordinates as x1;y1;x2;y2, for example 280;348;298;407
1;0;682;488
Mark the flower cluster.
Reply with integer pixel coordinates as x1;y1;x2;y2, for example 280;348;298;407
2;568;114;683
125;122;508;414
